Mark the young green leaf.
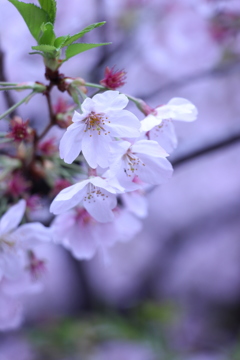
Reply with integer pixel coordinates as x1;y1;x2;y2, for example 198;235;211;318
38;22;56;45
38;0;57;24
29;51;45;57
62;22;106;47
54;35;70;49
31;44;58;58
8;0;49;40
65;42;110;61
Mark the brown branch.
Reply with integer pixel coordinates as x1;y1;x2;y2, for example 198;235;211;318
139;61;240;101
171;130;240;168
38;86;56;141
0;46;16;113
146;129;240;196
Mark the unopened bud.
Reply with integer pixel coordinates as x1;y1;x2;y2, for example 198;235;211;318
7;116;34;142
100;66;126;90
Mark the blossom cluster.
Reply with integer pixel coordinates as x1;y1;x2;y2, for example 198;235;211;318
0;0;198;331
50;91;197;260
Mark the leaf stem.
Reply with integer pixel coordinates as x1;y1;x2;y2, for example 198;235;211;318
84;82;142;106
0;82;18;86
0;91;35;120
0;86;33;91
85;82;105;90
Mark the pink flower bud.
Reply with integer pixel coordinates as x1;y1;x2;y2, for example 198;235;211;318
100;66;127;90
7;116;33;142
38;137;57;156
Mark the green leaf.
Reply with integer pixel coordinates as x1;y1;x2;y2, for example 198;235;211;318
8;0;49;40
38;22;56;45
54;35;70;49
65;42;110;61
29;51;45;58
31;44;58;59
63;22;106;47
32;44;56;52
38;0;56;23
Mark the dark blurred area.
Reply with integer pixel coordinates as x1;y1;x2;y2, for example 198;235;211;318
0;0;240;359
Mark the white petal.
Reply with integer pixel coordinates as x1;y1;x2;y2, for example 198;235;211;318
59;122;85;164
157;97;198;122
84;191;117;223
82;131;111;169
109;140;131;164
81;98;95;113
121;192;148;218
140;114;162;132
71;110;88;123
51;211;75;244
0;200;26;235
90;176;120;194
92;90;128;111
50;181;88;214
106;110;140;138
114;210;142;242
52;210;98;260
13;222;51;247
131;139;168;158
108;154;141;192
68;225;98;260
102;169;127;193
137;155;173;185
149;120;178;154
0;252;23;280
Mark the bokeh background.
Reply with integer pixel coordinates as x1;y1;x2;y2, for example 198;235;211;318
0;0;240;359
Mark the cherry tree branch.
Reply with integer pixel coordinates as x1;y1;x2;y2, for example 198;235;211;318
139;61;240;100
0;47;16;113
171;130;240;168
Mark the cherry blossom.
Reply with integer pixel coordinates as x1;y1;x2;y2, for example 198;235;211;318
51;207;142;260
141;98;198;131
0;200;50;280
108;140;173;188
50;176;124;222
59;90;141;168
140;98;198;154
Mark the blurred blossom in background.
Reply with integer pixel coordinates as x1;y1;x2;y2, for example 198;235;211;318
0;0;240;359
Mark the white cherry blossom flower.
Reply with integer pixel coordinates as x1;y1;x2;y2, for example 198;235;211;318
50;176;124;222
109;140;173;188
0;200;50;280
51;207;142;260
140;98;198;153
59;90;141;168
